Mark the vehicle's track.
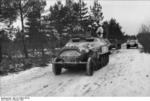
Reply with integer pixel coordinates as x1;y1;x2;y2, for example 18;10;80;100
1;49;150;96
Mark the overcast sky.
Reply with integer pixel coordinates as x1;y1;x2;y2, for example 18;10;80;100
45;0;150;35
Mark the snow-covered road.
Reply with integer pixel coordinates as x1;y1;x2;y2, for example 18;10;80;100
0;49;150;96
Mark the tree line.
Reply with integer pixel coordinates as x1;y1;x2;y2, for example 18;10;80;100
0;0;126;64
137;24;150;53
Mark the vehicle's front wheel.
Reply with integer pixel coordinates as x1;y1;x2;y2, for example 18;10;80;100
107;54;109;64
86;57;94;76
117;44;121;49
105;54;109;65
127;45;130;49
136;44;138;48
52;58;62;75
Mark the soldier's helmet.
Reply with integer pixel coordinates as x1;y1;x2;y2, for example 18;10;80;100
96;26;103;34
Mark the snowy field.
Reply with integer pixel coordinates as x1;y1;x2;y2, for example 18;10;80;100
0;49;150;96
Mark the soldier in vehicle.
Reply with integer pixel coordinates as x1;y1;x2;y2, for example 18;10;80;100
88;21;104;38
96;23;104;38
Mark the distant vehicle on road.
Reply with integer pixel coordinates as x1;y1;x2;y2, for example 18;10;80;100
52;37;110;76
126;40;138;49
109;39;121;50
104;39;111;47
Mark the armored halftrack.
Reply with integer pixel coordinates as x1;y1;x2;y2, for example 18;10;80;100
109;39;121;50
52;37;110;76
126;39;138;49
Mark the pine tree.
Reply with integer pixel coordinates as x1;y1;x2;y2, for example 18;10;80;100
48;0;90;39
73;0;89;33
0;0;18;62
103;18;125;42
16;0;30;58
90;0;103;24
26;0;47;56
108;18;123;40
7;0;47;58
49;1;66;35
48;1;71;47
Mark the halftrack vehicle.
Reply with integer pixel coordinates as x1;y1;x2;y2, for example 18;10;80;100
52;37;110;76
109;39;121;50
126;39;138;49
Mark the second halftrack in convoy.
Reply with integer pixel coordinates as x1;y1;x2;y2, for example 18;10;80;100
126;39;138;49
52;37;110;76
